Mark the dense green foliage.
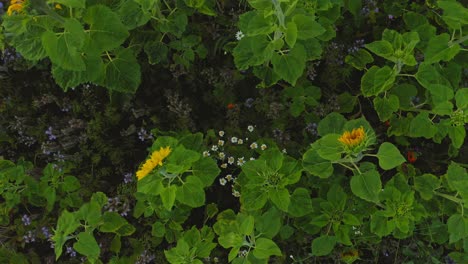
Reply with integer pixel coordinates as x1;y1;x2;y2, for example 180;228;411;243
0;0;467;263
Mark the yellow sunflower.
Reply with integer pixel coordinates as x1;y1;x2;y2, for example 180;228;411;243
338;126;366;148
136;146;172;181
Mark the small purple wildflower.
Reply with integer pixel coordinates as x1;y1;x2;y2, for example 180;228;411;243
123;172;133;184
45;126;57;141
66;246;77;257
138;128;154;142
244;98;255;108
21;214;31;226
23;231;36;243
41;226;52;239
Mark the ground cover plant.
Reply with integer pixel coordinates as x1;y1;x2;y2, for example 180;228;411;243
0;0;467;263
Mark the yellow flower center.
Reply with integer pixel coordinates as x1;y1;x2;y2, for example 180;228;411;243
136;146;172;181
338;127;366;148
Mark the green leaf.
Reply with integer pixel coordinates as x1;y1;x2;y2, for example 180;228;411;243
246;11;276;36
302;147;334;178
166;145;200;174
391;84;418;108
247;0;272;10
414;174;440;200
288;188;313;217
42;18;86;71
99;48;141;93
448;126;466;149
218;232;243;248
315;134;343;161
424;34;461;64
161;185;177;210
361;66;396;97
292;14;325;39
83;5;129;53
317;112;346;136
427;83;454;105
455;87;468;109
376;142;406;170
233;36;272;70
241;188;268;210
345;49;374;70
137;176;163;195
437;1;468;30
448;214;468;243
53;210;79;259
409;112;437;139
446;162;468;196
346;0;362;17
370;212;395;237
51;55;104;91
255;208;281;238
311;235;336;256
176;176;205;208
152;221;166;238
365;40;394;60
100;212;128;233
192;158;220;187
159;10;187;38
118;0;151;30
285;22;298;48
73;232;100;260
350;169;382;203
9;23;48;61
415;63;452;90
144;41;169;65
373;95;399;122
269;188;290;212
271;44;307;85
239;215;255;235
253;238;282;259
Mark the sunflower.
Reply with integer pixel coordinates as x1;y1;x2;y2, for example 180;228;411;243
338;126;366;148
7;0;26;16
136;146;172;181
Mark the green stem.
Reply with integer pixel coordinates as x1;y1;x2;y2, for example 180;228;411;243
398;73;414;77
433;191;464;204
450;35;468;46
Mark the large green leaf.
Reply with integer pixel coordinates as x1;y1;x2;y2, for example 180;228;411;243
424;34;461;64
192;158;220;187
317;112;346;136
42;18;86;71
447;214;468;244
361;66;396;97
11;25;48;61
373;95;399;121
409;112;437;139
83;5;129;53
99;48;141;93
376;142;405;170
311;235;336;256
271;44;307;85
253;238;282;259
365;40;394;60
73;232;100;261
288;188;313;217
176;176;206;208
269;188;290;212
302;148;334;178
118;0;152;30
292;14;325;39
414;174;440;200
51;55;104;91
350;169;381;203
233;35;272;70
